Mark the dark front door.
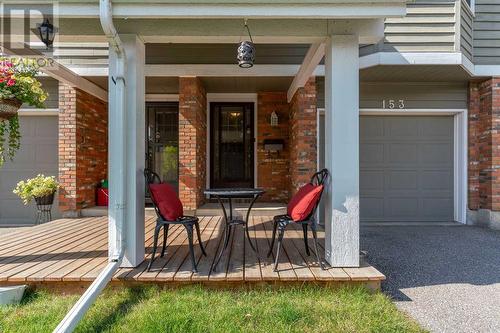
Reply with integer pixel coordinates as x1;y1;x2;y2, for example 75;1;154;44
210;102;254;188
146;102;179;191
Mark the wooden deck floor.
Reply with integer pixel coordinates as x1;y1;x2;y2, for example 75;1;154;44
0;216;384;288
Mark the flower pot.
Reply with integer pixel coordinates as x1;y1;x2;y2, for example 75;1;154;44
0;98;22;120
34;192;55;205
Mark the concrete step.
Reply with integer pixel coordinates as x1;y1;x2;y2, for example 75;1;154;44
81;207;157;217
81;203;286;218
195;203;286;217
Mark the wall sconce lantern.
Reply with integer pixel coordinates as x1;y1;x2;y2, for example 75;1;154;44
270;111;278;126
36;19;57;49
237;19;255;68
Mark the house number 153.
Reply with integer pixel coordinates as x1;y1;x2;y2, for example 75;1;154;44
382;99;405;109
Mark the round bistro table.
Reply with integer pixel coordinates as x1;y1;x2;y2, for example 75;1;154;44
204;188;265;272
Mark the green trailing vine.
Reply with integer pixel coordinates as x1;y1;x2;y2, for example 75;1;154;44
0;115;22;166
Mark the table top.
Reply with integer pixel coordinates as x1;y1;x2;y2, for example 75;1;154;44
204;188;265;198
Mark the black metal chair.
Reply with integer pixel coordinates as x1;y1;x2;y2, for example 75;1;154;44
267;168;329;272
144;169;206;272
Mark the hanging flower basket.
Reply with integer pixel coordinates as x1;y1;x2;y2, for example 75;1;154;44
0;98;22;120
0;58;48;166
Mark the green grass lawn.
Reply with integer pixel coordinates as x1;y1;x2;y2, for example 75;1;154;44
0;285;424;333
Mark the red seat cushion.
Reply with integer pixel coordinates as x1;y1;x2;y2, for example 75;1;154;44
148;183;183;221
287;183;324;222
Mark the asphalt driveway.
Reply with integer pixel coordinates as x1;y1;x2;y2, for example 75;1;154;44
361;225;500;333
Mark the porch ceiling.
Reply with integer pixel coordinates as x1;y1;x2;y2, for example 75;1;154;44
85;76;295;94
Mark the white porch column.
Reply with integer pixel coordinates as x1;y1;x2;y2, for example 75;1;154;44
324;34;360;267
108;35;146;267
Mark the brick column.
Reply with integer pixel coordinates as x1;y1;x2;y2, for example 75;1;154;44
178;77;207;210
468;78;500;229
257;92;290;202
289;77;317;195
58;83;108;216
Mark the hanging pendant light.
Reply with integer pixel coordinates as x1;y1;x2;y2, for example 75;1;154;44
36;19;57;49
237;19;255;68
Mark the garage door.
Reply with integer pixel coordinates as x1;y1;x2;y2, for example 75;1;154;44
360;116;454;223
0;115;59;226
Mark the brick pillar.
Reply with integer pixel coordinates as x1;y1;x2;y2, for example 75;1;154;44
468;78;500;212
257;92;290;202
58;83;108;216
289;77;317;195
178;77;207;210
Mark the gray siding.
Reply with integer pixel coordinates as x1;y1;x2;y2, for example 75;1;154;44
317;79;468;110
460;0;474;61
361;0;457;56
474;0;500;64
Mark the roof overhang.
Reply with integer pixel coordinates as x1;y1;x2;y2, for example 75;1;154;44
14;0;408;19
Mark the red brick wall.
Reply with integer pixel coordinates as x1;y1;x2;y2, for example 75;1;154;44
468;78;500;211
178;77;207;209
257;92;290;202
58;83;108;214
289;77;317;195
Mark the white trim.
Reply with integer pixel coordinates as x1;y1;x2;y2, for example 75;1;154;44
287;42;325;102
205;93;259;190
145;94;179;102
359;108;468;224
17;108;59;116
70;52;499;79
474;65;500;76
56;3;407;19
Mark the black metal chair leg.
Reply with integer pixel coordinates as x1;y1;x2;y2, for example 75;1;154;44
273;224;286;272
185;224;198;273
161;224;169;257
302;223;310;256
194;221;207;256
148;223;162;271
267;218;278;257
311;223;325;270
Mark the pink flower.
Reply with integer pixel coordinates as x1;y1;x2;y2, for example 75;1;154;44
7;78;15;86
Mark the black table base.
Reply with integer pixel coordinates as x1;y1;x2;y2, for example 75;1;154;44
204;188;264;272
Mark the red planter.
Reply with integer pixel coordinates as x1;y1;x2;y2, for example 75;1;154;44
96;188;109;206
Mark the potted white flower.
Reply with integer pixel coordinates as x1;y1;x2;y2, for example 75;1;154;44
13;174;59;206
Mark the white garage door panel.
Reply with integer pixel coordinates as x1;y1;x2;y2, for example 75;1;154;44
0;116;59;226
360;116;454;223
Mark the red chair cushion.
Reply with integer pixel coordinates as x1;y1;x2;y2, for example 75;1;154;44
148;183;183;221
287;183;324;222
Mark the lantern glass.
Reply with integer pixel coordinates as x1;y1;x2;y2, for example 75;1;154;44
37;19;56;48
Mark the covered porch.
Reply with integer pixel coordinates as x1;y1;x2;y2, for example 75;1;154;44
0;216;384;289
23;0;411;275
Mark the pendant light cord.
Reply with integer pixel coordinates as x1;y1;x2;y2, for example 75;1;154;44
244;18;253;43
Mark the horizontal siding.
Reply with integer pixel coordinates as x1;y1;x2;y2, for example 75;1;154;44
460;0;474;61
21;77;59;109
474;0;500;64
317;79;467;110
361;0;457;56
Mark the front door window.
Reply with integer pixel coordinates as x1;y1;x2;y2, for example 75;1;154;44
210;102;254;188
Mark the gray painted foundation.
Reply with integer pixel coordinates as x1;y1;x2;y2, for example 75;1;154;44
467;209;500;231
